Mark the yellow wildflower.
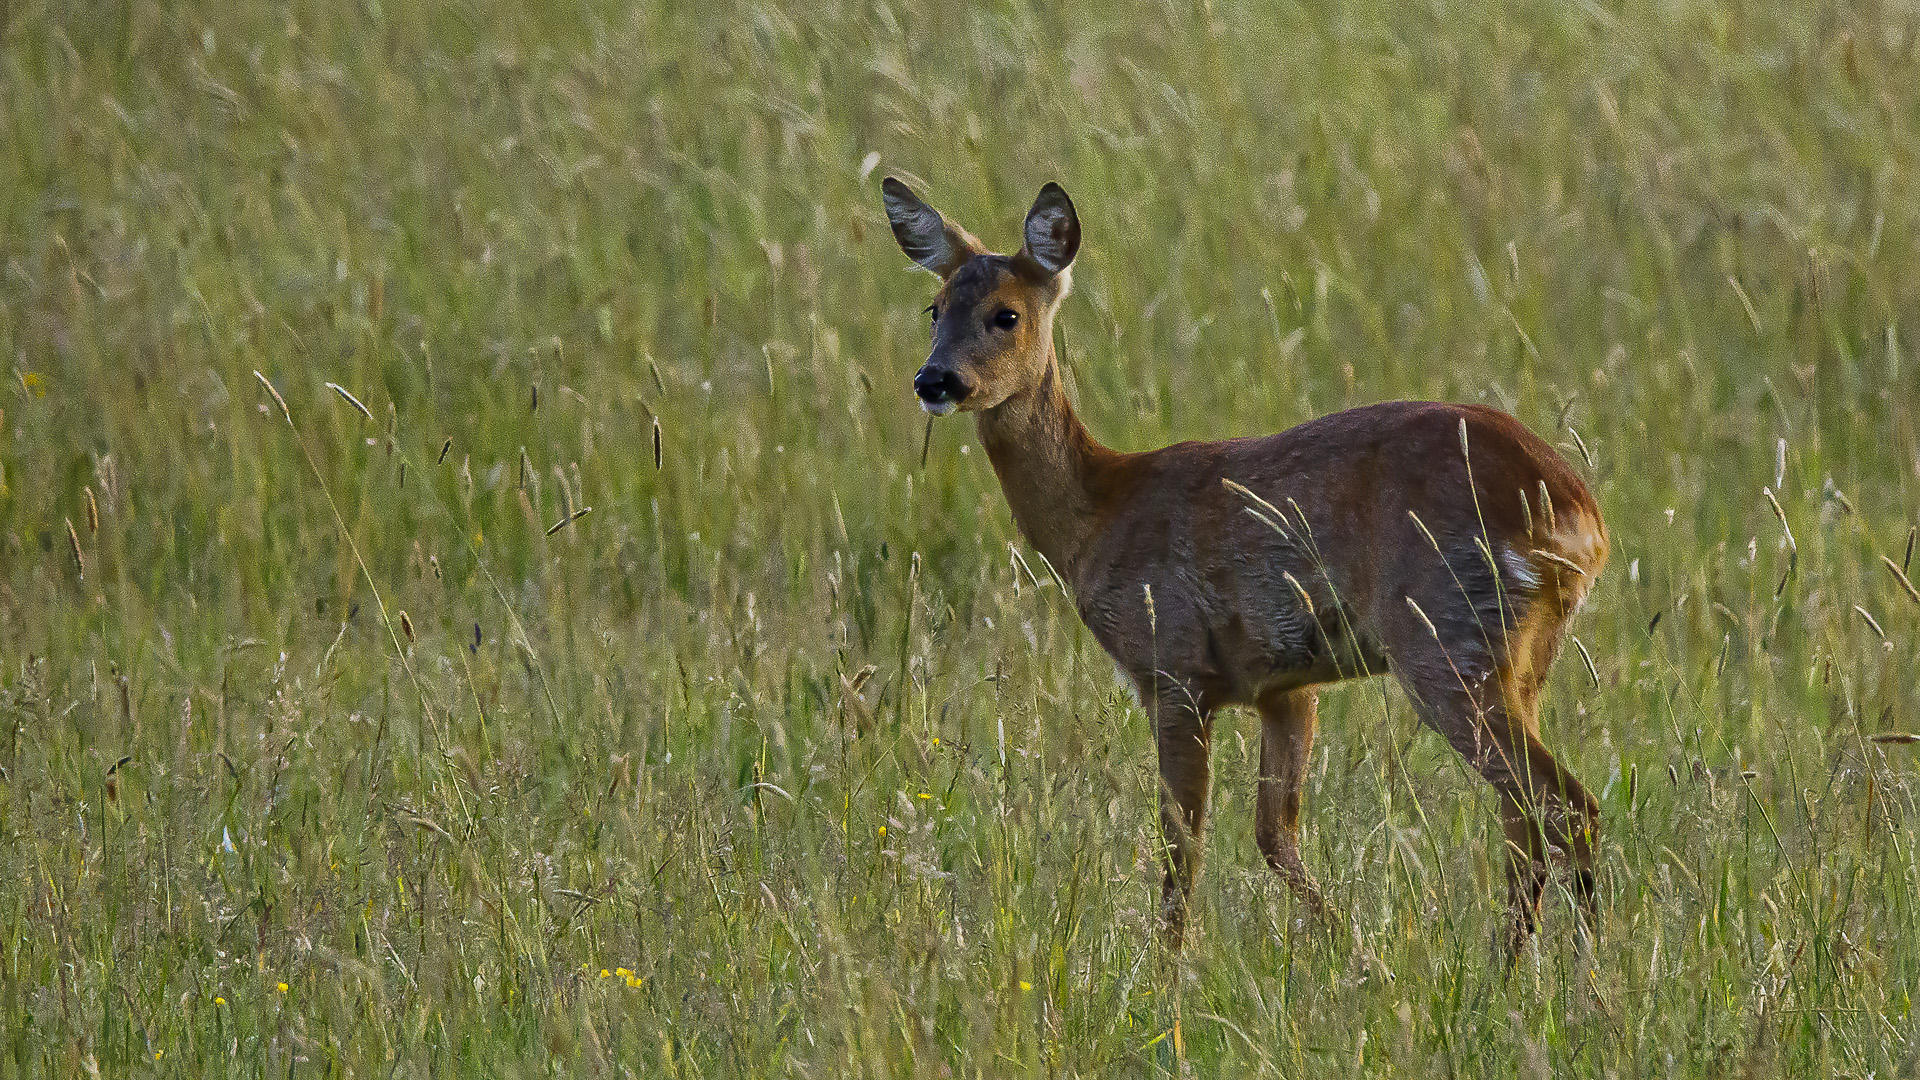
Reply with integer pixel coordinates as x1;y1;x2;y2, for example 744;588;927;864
276;982;289;994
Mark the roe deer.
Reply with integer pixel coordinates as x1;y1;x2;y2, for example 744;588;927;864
881;177;1608;952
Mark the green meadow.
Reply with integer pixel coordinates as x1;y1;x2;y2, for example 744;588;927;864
3;0;1918;1074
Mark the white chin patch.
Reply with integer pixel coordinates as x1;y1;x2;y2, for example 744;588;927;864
919;398;957;417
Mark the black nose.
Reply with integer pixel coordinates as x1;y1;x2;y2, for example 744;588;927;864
914;365;970;404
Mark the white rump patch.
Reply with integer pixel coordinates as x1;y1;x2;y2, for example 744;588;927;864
1500;545;1543;593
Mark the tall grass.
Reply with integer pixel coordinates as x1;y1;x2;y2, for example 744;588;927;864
2;0;1917;1074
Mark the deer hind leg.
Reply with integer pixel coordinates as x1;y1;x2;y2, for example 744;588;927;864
1144;678;1215;951
1385;597;1598;954
1255;687;1334;925
1493;689;1599;951
1504;589;1601;935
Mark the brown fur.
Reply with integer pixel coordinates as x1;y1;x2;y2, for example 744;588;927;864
884;179;1608;952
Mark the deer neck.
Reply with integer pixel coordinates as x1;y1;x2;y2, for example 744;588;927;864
974;348;1114;582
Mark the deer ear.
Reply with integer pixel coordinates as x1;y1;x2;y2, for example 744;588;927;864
881;177;981;279
1016;182;1079;278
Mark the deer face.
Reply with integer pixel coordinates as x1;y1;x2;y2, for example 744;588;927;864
882;179;1080;414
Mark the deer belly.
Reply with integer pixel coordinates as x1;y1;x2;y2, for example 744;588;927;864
1236;604;1390;699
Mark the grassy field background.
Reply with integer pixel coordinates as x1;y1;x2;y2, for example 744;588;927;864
4;0;1919;1074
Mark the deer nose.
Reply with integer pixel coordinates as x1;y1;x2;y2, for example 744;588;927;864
914;365;970;410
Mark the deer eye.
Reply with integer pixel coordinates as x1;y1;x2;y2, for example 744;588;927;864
991;309;1019;331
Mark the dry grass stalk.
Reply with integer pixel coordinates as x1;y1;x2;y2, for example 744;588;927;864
1008;544;1043;593
1406;509;1442;553
1282;571;1314;615
253;366;437;732
253;370;291;424
1571;635;1600;688
64;517;85;580
1869;732;1920;745
1223;478;1292;541
1852;604;1886;641
1728;275;1762;334
1031;549;1069;592
84;487;99;533
1762;487;1796;553
1885;555;1920;606
1567;426;1594;468
1405;595;1439;639
404;813;452;839
839;663;878;731
326;382;374;422
546;506;593;536
1537;550;1588;576
97;454;118;513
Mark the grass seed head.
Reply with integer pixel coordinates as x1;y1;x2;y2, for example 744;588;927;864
1568;426;1594;468
1405;595;1439;639
64;517;84;580
1852;604;1886;641
1282;571;1314;615
253;370;291;424
1885;555;1920;606
326;382;374;422
1762;487;1796;553
547;506;592;536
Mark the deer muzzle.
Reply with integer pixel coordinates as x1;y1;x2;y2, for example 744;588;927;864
914;364;970;416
